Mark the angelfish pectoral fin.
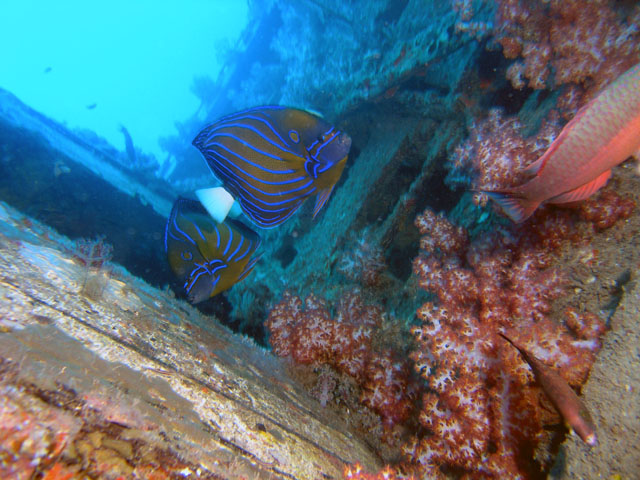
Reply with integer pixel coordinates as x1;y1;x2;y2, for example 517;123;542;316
313;186;335;218
196;187;236;223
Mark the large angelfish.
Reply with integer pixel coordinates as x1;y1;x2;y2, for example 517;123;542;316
164;198;261;303
192;105;351;228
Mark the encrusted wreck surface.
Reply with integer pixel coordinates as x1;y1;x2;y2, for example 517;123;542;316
551;265;640;479
0;201;380;479
0;88;176;288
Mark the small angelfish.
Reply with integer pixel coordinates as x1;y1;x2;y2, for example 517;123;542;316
192;105;351;228
164;198;261;303
486;62;640;222
499;331;597;446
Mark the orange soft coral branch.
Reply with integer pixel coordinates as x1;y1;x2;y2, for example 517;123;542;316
344;462;413;480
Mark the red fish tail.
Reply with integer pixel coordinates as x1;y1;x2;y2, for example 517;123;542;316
483;191;540;223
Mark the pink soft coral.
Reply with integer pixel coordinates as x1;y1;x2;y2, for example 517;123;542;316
496;0;640;94
405;208;605;477
265;291;415;432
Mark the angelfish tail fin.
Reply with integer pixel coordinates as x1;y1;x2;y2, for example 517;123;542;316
196;187;236;224
483;191;540;223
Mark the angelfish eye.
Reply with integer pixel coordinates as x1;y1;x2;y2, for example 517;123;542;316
181;251;193;261
289;130;300;143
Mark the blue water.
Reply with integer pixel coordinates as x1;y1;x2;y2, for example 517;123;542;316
0;0;248;162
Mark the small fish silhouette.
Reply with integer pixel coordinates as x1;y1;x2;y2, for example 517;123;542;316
86;103;97;110
486;62;640;222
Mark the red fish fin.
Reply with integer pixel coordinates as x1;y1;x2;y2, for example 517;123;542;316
313;186;334;218
485;191;540;223
524;131;570;177
548;169;612;204
525;100;594;178
523;155;547;176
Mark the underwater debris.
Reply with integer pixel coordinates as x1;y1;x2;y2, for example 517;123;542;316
0;199;379;478
265;291;417;439
337;232;388;289
119;125;137;166
1;1;639;478
69;236;113;269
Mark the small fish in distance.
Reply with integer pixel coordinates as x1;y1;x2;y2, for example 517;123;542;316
164;198;261;303
485;62;640;222
499;330;597;447
192;105;351;228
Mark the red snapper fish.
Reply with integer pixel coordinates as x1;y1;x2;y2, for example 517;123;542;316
487;62;640;223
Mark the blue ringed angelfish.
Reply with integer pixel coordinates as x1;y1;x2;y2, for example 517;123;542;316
192;105;352;228
164;198;261;303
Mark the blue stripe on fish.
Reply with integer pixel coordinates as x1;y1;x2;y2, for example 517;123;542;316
205;112;296;150
213;224;220;249
193;106;351;228
234;239;253;263
164;198;261;303
222;227;232;256
205;131;299;166
209;167;313;213
204;147;307;187
207;162;316;212
193;222;206;242
227;236;243;262
208;118;302;158
172;216;196;246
